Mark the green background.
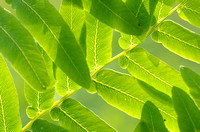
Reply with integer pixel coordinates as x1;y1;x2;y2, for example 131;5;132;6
0;0;199;131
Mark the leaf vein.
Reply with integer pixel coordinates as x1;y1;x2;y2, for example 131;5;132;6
0;96;7;132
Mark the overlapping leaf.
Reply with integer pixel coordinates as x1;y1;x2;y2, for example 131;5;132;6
172;87;200;132
119;0;158;49
86;13;113;71
51;98;115;132
12;0;91;88
32;119;68;132
0;6;50;91
134;101;168;132
0;55;22;132
180;66;200;108
82;0;141;35
152;20;200;64
94;69;178;131
119;47;188;97
177;0;200;28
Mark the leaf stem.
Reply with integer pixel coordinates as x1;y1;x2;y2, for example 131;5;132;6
21;1;187;131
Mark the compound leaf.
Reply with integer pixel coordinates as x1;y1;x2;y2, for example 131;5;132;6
119;47;188;97
177;0;200;28
13;0;91;88
32;119;68;132
50;98;115;132
0;55;22;132
180;66;200;108
83;0;141;35
0;6;50;91
152;20;200;64
94;69;178;131
134;101;168;132
172;87;200;132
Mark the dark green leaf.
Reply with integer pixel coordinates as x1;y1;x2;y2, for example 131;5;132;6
119;47;188;97
152;20;200;64
0;6;50;91
172;87;200;132
0;55;22;131
180;66;200;108
95;69;178;131
83;0;141;35
51;98;115;132
32;119;68;132
13;0;91;88
134;101;168;132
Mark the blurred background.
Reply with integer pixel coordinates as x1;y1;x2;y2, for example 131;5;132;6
0;0;199;131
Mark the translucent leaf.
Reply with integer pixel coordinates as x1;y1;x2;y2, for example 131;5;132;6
32;119;68;132
134;101;168;132
152;20;200;64
56;67;81;97
177;0;200;28
25;83;55;119
83;0;141;35
0;6;50;91
86;13;113;71
12;0;91;88
50;98;115;132
119;47;188;97
180;66;200;108
94;69;178;131
153;0;175;24
172;87;200;132
119;0;158;49
60;0;86;53
0;55;22;131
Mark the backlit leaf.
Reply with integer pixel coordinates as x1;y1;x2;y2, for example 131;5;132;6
12;0;91;88
180;66;200;108
152;20;200;64
0;6;50;91
50;98;115;132
119;47;188;97
0;55;22;131
94;69;178;131
172;87;200;132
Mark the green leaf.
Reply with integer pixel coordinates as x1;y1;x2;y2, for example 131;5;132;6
177;0;200;28
13;0;91;88
56;67;81;97
0;6;50;91
25;83;55;118
180;66;200;108
83;0;141;35
86;13;113;71
94;69;178;131
119;47;188;97
60;0;86;53
134;101;168;132
50;98;115;132
0;55;22;131
152;20;200;64
153;0;175;24
32;119;68;132
119;0;158;49
172;87;200;132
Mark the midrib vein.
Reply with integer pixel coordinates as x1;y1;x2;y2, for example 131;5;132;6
0;96;7;132
94;20;99;68
22;0;83;79
158;0;164;20
157;29;200;50
125;55;173;87
136;0;144;17
94;79;176;119
0;26;44;87
70;0;73;29
182;5;200;14
58;107;88;132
